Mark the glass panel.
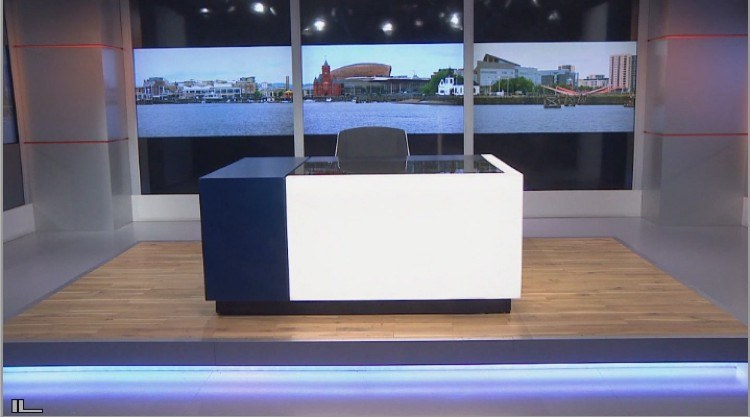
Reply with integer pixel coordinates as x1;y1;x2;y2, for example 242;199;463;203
473;0;637;191
473;41;637;134
133;46;293;137
301;0;464;156
293;155;503;175
475;132;633;190
132;0;294;194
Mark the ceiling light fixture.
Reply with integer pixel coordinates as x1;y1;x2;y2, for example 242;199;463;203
251;2;265;13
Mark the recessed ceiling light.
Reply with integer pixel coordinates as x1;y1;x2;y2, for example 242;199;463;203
251;2;265;13
449;13;461;28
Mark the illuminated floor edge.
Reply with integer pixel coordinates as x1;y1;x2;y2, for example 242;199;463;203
3;363;747;416
4;337;747;367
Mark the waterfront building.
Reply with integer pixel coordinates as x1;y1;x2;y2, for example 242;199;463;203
609;54;637;92
312;60;343;96
539;67;578;87
235;77;257;95
474;54;544;93
437;76;479;96
140;77;177;101
516;67;541;85
474;54;519;90
311;60;428;97
212;83;242;100
579;74;609;88
331;62;391;79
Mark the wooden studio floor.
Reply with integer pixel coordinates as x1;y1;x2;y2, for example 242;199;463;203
4;238;746;341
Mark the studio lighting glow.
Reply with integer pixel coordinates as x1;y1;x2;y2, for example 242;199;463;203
251;2;265;13
449;13;461;27
313;19;326;31
381;22;394;34
3;362;746;415
4;363;746;397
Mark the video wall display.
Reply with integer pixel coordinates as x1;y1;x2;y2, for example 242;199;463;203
132;1;295;194
133;47;294;137
135;0;291;48
472;0;637;191
302;43;463;135
300;0;463;45
474;0;635;43
473;41;637;134
128;0;638;191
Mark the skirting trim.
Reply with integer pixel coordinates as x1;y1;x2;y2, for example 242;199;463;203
216;299;512;315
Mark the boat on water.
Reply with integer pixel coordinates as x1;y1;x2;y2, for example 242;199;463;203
202;93;223;102
325;97;333;102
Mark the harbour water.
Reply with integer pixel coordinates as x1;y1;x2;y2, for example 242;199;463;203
474;104;635;133
303;102;462;135
136;103;294;137
136;102;634;137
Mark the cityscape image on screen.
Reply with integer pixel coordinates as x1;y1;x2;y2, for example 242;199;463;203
301;43;463;135
473;42;637;133
133;46;293;137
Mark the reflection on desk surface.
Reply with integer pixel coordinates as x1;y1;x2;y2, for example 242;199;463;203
293;155;504;175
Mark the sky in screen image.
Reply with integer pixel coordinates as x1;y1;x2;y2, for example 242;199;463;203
474;42;636;77
134;47;292;86
302;43;463;84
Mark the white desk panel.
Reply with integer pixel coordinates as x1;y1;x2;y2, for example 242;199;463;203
285;155;522;301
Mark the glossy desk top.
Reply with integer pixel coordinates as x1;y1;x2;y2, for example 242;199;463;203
201;157;308;179
291;155;503;175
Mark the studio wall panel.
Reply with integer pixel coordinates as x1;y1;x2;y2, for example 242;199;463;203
109;140;133;229
641;0;748;226
640;132;663;219
17;48;108;142
28;144;115;231
7;0;121;46
648;0;747;38
102;48;128;140
7;0;133;230
657;135;745;225
661;38;747;135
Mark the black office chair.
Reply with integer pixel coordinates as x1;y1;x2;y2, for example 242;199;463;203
335;126;410;159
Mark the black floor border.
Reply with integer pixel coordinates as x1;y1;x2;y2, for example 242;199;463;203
216;300;511;315
4;337;746;367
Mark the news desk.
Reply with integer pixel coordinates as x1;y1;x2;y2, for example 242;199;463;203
199;155;523;315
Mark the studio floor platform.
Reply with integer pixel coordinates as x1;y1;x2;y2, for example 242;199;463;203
4;238;747;366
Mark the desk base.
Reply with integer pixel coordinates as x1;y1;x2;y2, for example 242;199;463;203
216;300;511;315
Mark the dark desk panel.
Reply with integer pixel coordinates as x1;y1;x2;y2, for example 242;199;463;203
200;157;307;301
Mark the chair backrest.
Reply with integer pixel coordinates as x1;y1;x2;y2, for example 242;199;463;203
335;126;409;159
